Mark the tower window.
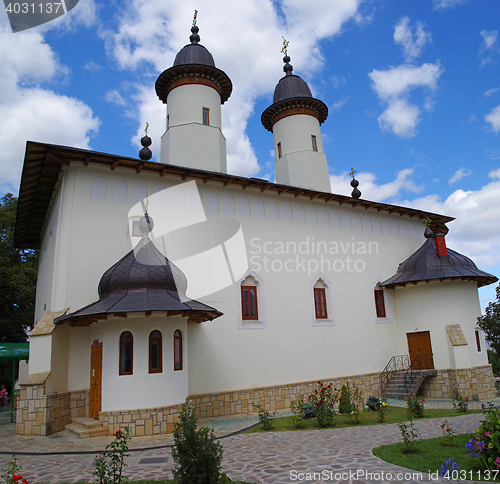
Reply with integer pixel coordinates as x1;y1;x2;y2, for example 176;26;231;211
203;107;210;126
241;285;258;320
149;330;162;373
374;290;386;318
314;288;327;319
119;331;133;375
475;330;482;352
311;135;318;152
277;142;282;159
174;330;183;370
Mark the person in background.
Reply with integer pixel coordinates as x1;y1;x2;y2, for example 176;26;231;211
0;384;7;408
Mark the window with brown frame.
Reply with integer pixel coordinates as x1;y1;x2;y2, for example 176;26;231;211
311;135;318;152
374;290;386;318
203;107;210;126
314;287;328;319
174;330;183;371
475;330;482;352
241;285;258;320
149;330;162;373
119;331;133;375
277;142;282;159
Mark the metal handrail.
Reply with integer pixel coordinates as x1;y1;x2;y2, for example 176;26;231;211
404;354;434;390
379;355;410;386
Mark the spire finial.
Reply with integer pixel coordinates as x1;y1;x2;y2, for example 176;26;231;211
139;122;153;161
350;167;361;199
281;38;293;75
190;10;200;43
424;217;434;238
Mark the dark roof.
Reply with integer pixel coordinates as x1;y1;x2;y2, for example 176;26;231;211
380;238;498;288
273;74;312;103
14;141;456;249
55;224;222;326
155;25;232;104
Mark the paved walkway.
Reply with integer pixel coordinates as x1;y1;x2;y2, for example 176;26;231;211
0;399;497;483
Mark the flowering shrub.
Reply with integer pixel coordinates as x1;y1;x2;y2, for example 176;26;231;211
406;394;425;418
366;396;384;411
378;401;388;423
92;427;131;484
440;419;456;446
440;459;460;479
398;413;420;453
1;456;28;484
253;402;277;430
469;405;500;471
344;384;363;425
453;393;469;413
290;395;306;428
308;381;338;427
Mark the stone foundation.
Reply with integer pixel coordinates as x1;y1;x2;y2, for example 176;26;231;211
420;364;495;400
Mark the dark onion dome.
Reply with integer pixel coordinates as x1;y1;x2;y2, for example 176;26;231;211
155;25;232;105
261;55;328;132
380;237;498;288
55;216;222;326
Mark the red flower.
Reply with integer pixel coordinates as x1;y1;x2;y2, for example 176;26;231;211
318;381;321;384
321;389;324;393
316;402;320;407
319;400;322;404
441;424;445;428
12;476;22;483
422;398;425;402
320;383;323;386
446;428;450;432
116;430;122;437
334;387;337;391
22;479;28;484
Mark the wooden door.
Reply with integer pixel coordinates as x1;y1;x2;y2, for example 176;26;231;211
407;331;434;370
90;343;102;419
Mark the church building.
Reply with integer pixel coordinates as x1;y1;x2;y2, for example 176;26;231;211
14;23;497;437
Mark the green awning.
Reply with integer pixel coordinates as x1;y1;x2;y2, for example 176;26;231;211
0;343;29;361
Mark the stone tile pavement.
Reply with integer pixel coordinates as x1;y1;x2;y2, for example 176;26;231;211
0;398;498;483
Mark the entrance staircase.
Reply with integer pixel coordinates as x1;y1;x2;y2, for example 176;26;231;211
380;354;436;400
65;417;109;438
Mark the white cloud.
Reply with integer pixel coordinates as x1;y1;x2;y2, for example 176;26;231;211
101;0;363;177
331;98;348;111
485;105;500;132
84;60;101;72
467;114;477;124
432;0;466;9
479;30;499;67
449;168;472;185
329;168;423;201
0;27;99;193
485;87;500;98
369;63;443;138
394;17;431;62
105;89;127;106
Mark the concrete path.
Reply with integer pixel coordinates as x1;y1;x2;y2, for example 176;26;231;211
0;399;496;483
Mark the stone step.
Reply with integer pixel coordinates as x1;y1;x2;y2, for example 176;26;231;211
65;423;109;438
71;417;103;429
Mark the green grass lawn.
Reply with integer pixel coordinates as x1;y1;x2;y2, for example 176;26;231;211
373;433;500;482
243;407;482;433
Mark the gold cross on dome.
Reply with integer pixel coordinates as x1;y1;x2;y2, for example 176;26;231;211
193;10;198;26
281;37;289;56
145;122;149;135
349;167;357;178
425;216;432;226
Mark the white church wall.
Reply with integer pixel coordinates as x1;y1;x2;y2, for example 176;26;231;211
273;114;324;156
67;326;91;392
46;323;70;394
28;335;52;375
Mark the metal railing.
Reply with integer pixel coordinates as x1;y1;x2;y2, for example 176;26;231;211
379;355;410;387
404;354;434;391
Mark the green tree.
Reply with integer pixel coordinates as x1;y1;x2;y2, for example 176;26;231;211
0;194;39;342
478;284;500;355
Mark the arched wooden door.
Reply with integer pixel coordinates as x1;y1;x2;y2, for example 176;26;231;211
407;331;434;370
90;343;102;419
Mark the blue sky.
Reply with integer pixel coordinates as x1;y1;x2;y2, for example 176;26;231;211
1;0;499;307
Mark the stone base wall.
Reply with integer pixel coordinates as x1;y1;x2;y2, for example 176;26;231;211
420;365;495;400
100;372;381;437
16;387;90;436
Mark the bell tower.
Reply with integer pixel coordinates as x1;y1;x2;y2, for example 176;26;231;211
155;16;232;173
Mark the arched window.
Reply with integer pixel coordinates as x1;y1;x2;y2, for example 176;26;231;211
237;270;266;329
112;180;127;202
149;330;162;374
174;330;183;371
119;331;133;375
91;177;106;200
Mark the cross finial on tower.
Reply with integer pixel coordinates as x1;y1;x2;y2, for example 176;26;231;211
281;37;289;56
193;9;198;26
349;167;357;178
145;122;149;135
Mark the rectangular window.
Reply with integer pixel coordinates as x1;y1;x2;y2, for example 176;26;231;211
314;288;327;319
203;107;210;126
241;286;258;320
277;142;282;159
374;290;386;318
475;330;482;352
311;135;318;152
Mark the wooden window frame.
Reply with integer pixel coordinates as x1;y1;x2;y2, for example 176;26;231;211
314;287;328;319
119;331;133;375
241;285;259;320
277;142;282;159
203;107;210;126
174;330;183;371
374;290;386;318
311;135;318;152
149;330;163;374
475;330;482;352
